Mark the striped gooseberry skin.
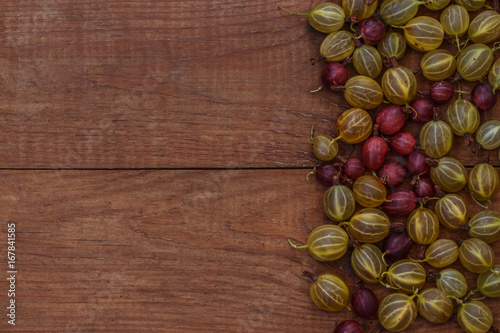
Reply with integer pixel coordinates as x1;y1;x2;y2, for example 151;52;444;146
307;3;348;34
344;76;384;109
383;189;416;217
430;157;468;192
362;136;389;170
314;163;339;186
416;288;454;324
353;45;383;79
488;57;500;94
436;268;468;298
381;66;417;106
422;239;459;268
434;193;468;230
476;120;500;150
471;82;497;111
311;134;338;161
344;157;365;180
469;10;500;44
378;161;407;187
457;43;494;82
410;98;434;124
457;301;493;333
406;150;430;175
455;0;485;11
400;17;444;52
342;0;377;20
425;0;450;10
376;105;407;135
378;293;418;332
346;208;390;243
351;243;387;283
322;184;356;222
384;232;413;260
477;264;500;298
420;117;453;159
407;206;440;245
468;211;500;243
334;320;364;333
320;30;356;62
357;17;385;45
459;238;495;274
420;49;456;81
353;175;388;208
384;259;426;294
292;224;349;262
337;108;373;144
390;132;416;155
380;0;422;26
413;176;435;198
321;63;349;90
429;81;454;104
446;98;480;137
468;163;500;202
440;5;469;38
351;288;379;318
309;272;350;311
377;32;407;61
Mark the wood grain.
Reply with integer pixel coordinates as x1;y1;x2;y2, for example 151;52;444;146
0;0;499;332
0;1;496;169
0;170;499;332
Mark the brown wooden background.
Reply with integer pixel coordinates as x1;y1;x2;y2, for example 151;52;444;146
0;0;498;332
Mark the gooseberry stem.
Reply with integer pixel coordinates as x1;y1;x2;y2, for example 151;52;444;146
464;288;480;302
469;296;486;301
306;168;316;181
490;266;500;276
447;295;462;303
379;280;391;289
427;270;441;282
471;195;490;209
403;105;417;118
426;158;439;168
454;35;461;52
458;224;471;232
288;239;308;249
465;133;474;146
310;86;324;93
277;6;308;16
456;38;470;57
381;252;388;266
342;56;353;67
408;255;426;263
430;107;440;122
433;185;445;198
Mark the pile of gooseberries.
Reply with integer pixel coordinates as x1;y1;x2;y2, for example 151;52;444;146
280;0;500;332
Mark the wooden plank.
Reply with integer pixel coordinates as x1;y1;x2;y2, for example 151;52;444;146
0;1;497;169
0;169;499;331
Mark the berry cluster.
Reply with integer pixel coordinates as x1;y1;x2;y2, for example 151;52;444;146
281;1;500;332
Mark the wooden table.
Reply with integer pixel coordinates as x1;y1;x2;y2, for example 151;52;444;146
0;1;498;332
